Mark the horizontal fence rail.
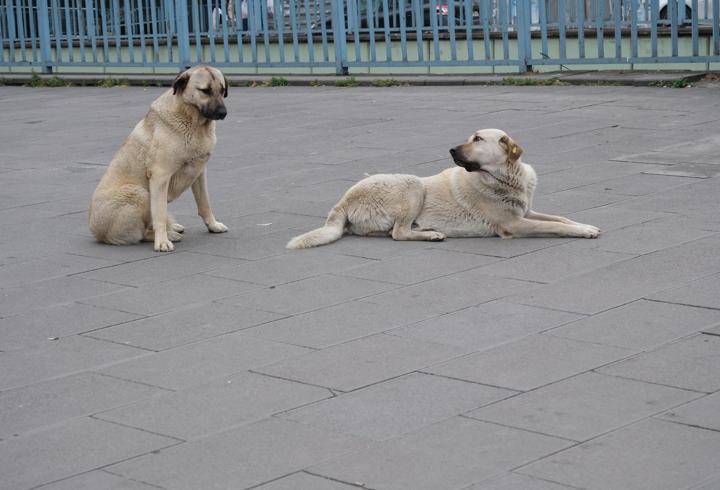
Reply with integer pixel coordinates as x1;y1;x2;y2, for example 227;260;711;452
1;0;719;73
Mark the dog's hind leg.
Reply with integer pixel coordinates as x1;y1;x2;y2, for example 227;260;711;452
91;185;150;245
390;193;445;242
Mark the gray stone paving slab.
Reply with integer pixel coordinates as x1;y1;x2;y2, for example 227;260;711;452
0;417;178;490
33;470;158;490
576;173;699;197
255;333;468;392
106;418;370;490
545;299;720;350
0;302;142;351
337;248;501;285
185;228;299;260
646;272;720;310
0;372;166;439
464;473;579;489
242;300;437;349
566;204;672;232
660;392;720;432
0;336;149;392
518;419;720;490
0;276;130;318
254;472;358;489
590;216;717;255
310;416;572;490
530;189;628;215
206;248;375;286
429;236;572;258
81;275;260;316
427;334;633;391
0;254;116;288
96;371;331;440
473;241;634;283
466;372;700;441
613;134;720;165
218;274;397;316
75;252;247;287
389;300;582;351
597;334;720;392
360;270;539;315
98;331;312;390
512;234;720;314
85;302;284;351
280;372;515;441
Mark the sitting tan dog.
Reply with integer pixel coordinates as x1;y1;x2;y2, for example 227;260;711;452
89;65;229;252
287;128;599;249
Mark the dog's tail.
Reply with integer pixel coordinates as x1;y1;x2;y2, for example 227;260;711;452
287;205;347;249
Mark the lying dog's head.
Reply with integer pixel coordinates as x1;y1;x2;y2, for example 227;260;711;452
172;65;229;121
450;129;523;175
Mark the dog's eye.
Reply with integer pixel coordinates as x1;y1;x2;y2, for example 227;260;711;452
473;135;484;142
200;88;212;95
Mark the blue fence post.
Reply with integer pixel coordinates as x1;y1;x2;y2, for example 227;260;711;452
175;0;191;68
331;0;348;75
516;0;532;72
36;0;53;73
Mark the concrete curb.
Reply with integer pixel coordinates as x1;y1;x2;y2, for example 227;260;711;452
0;70;714;87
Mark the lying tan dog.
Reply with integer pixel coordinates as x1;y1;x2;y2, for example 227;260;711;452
287;128;599;249
89;65;229;252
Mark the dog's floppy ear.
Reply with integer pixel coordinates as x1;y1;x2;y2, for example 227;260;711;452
173;70;191;95
500;135;523;162
222;74;229;98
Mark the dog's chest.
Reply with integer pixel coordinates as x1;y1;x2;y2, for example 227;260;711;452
167;156;208;201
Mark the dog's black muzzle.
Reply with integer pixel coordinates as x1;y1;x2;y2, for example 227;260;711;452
450;147;480;172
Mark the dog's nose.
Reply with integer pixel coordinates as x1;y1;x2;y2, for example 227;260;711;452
449;148;457;156
215;107;227;120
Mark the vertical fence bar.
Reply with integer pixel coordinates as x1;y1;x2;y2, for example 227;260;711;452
650;0;657;58
288;0;300;62
205;0;216;63
713;0;719;55
77;0;86;62
234;0;244;63
176;0;190;67
50;0;62;63
558;0;566;59
429;0;441;60
576;0;584;58
367;0;377;62
399;0;408;60
382;0;392;61
124;0;135;63
319;0;330;62
137;0;146;64
331;0;347;74
670;0;678;56
37;0;53;72
304;0;315;63
691;0;697;56
149;0;159;64
597;0;604;58
481;0;490;59
111;0;121;62
190;0;201;63
6;0;17;65
463;0;473;61
539;0;548;58
499;0;509;60
414;0;424;61
447;0;457;60
516;0;530;70
16;1;27;63
630;0;637;58
63;0;74;62
259;0;270;62
221;0;232;63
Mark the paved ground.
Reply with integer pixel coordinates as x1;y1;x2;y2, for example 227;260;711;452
1;83;720;490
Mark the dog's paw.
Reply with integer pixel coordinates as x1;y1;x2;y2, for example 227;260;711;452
207;221;228;233
428;231;446;241
579;224;601;239
171;223;185;233
154;239;175;252
168;230;183;242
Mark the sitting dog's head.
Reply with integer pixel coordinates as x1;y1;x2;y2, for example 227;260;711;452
450;129;523;175
172;65;229;121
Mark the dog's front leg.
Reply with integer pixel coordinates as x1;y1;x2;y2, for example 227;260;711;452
525;210;582;226
149;172;175;252
192;169;228;233
500;218;600;239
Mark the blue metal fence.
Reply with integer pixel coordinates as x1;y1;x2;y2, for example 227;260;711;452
1;0;719;73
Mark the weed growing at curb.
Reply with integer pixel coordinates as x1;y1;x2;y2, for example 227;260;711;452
502;77;568;86
653;78;689;88
370;78;402;87
25;72;71;87
335;76;359;87
268;76;289;86
96;78;129;87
